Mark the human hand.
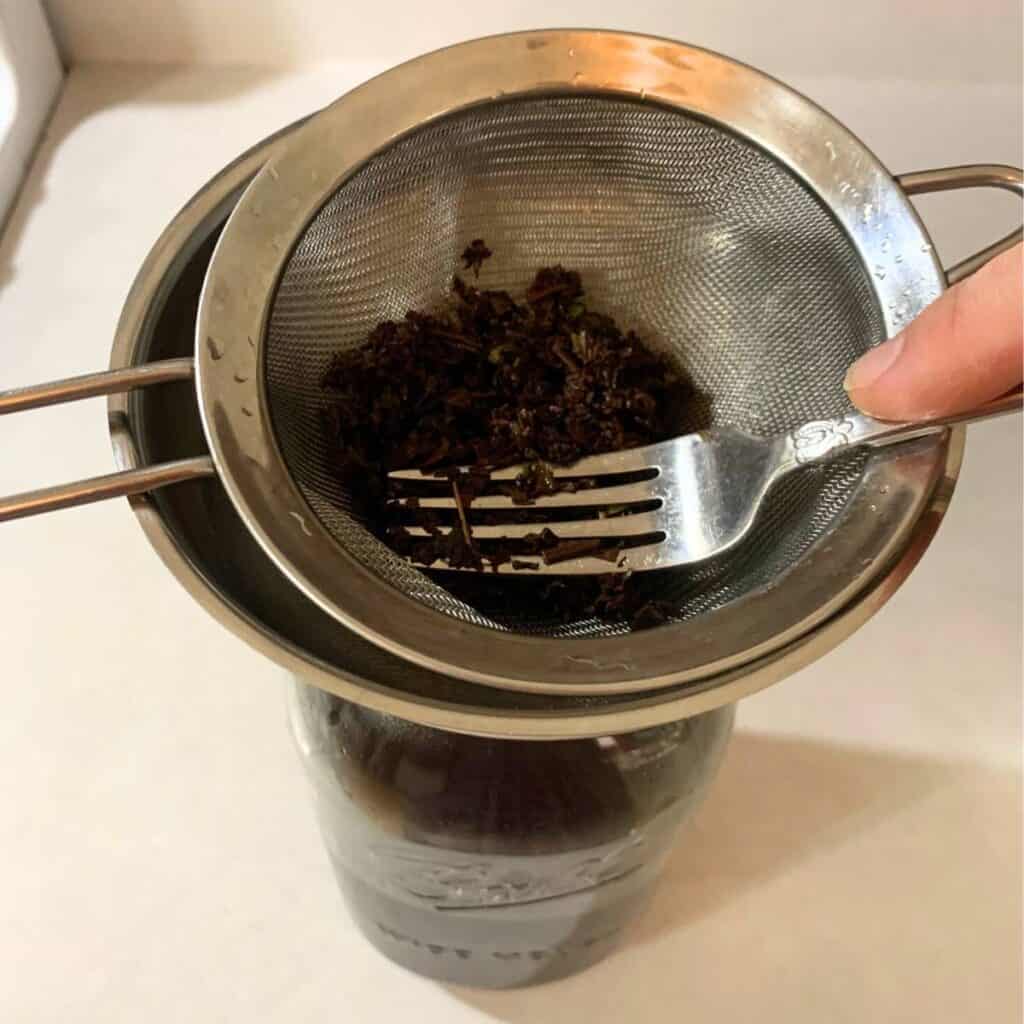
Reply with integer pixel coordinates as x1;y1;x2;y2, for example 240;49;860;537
844;242;1022;419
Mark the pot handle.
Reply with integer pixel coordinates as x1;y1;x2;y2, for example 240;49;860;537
896;164;1023;284
0;358;215;522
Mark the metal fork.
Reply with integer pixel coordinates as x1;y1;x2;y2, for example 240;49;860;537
387;391;1022;574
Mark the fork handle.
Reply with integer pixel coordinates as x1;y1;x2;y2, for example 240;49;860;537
786;386;1022;465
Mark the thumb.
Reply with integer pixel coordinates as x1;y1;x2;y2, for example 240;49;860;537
844;242;1022;420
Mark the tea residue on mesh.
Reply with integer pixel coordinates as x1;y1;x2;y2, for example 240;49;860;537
321;242;697;628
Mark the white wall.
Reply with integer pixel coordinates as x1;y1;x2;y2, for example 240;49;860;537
43;0;1022;85
0;0;62;225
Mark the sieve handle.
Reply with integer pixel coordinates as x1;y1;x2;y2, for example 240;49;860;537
0;357;195;413
896;164;1023;285
0;359;216;522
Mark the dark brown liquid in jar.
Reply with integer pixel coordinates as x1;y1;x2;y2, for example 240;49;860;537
289;684;733;988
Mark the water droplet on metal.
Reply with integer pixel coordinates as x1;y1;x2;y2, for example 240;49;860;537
869;504;878;513
825;140;837;161
894;253;903;263
874;265;887;280
568;48;576;57
880;236;890;253
571;71;583;85
289;511;313;537
920;242;932;252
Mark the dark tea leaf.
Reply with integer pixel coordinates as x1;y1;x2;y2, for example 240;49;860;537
322;243;700;627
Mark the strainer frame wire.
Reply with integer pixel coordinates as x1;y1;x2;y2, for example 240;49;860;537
196;30;953;696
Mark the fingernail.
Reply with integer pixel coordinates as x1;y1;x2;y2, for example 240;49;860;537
843;334;906;393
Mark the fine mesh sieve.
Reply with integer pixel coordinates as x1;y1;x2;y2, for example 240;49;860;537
265;95;883;637
0;31;1014;699
195;31;973;694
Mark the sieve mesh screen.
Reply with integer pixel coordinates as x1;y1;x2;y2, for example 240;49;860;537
265;95;884;636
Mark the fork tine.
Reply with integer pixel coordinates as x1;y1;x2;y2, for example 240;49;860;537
401;511;663;539
408;542;665;575
387;443;660;483
388;481;659;510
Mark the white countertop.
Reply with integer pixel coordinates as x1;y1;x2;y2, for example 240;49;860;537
0;64;1020;1022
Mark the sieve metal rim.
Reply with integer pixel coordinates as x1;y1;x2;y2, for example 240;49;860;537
196;30;954;695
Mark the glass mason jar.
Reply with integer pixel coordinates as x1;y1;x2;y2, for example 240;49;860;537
289;682;733;988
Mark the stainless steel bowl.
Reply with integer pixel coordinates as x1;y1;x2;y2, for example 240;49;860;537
108;114;965;740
